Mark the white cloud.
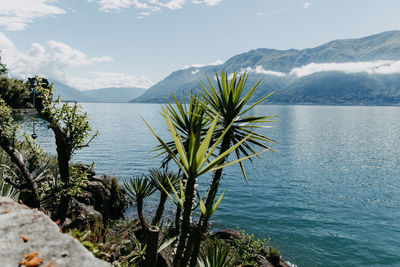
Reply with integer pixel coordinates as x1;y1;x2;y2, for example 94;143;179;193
242;66;286;77
136;11;151;19
289;61;400;77
0;35;112;80
230;61;400;79
371;61;400;74
0;32;153;90
0;0;66;31
68;72;154;90
183;59;224;69
159;0;186;10
192;0;222;6
303;2;312;8
191;69;199;75
93;0;160;12
89;0;222;17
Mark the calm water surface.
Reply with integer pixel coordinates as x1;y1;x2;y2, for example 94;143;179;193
19;103;400;267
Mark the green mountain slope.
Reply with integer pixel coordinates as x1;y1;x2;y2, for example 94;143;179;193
131;30;400;105
271;72;400;105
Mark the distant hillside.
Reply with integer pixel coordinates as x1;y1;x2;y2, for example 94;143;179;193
84;87;145;103
131;30;400;105
271;72;400;105
50;81;145;103
52;81;95;102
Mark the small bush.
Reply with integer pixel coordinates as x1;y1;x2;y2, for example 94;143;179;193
267;245;281;266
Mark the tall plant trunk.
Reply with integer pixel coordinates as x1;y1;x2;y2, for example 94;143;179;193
152;192;167;226
136;198;149;231
54;139;71;223
174;204;181;234
182;227;195;265
142;226;159;267
173;174;196;267
189;137;230;267
0;130;40;208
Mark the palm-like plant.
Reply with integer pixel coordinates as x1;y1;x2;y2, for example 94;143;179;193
145;95;264;267
198;242;233;267
0;165;20;201
189;71;276;267
158;94;209;167
124;176;156;231
148;168;181;226
157;94;209;233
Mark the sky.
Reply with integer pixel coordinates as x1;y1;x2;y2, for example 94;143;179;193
0;0;400;90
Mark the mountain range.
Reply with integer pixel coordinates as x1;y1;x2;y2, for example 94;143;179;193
51;81;145;103
130;30;400;105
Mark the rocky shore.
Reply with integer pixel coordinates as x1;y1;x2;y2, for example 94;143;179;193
0;197;111;267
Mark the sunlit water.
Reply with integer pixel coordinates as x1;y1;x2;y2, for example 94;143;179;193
18;103;400;266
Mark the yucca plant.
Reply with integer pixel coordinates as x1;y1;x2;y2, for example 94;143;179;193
198;241;234;267
189;71;276;267
148;168;181;226
158;94;209;167
124;175;156;231
0;165;20;201
144;94;265;267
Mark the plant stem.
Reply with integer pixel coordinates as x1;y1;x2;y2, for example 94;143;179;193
152;192;167;226
173;174;196;266
189;136;230;267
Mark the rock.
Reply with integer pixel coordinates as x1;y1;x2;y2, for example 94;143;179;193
0;197;111;267
66;198;103;229
75;175;129;221
214;229;246;240
255;255;274;267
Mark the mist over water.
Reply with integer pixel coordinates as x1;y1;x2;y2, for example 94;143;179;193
19;103;400;266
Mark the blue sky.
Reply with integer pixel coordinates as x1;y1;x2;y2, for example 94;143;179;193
0;0;400;90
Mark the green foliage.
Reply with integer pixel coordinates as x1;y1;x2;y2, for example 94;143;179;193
123;175;156;230
0;166;20;201
21;134;51;174
198;239;234;267
0;54;30;108
125;238;147;265
146;89;271;266
69;228;106;258
0;77;30;109
30;76;98;219
0;53;7;76
0;98;18;139
147;104;260;184
267;245;281;266
67;163;93;196
123;175;155;202
200;71;276;181
231;230;267;266
158;94;209;166
148;168;181;194
31;76;98;158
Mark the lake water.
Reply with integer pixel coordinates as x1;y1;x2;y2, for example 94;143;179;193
18;103;400;266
